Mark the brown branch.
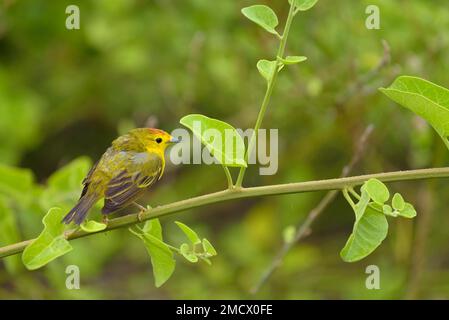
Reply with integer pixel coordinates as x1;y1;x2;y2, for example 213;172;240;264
335;39;392;108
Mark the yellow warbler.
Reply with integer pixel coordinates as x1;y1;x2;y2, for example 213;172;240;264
62;128;179;225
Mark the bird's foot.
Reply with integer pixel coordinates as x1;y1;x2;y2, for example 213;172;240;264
134;202;150;222
102;215;109;225
133;202;147;212
137;209;147;222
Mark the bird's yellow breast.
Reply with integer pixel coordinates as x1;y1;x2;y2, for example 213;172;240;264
145;147;166;179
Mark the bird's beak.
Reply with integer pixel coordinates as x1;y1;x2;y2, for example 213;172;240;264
169;136;181;143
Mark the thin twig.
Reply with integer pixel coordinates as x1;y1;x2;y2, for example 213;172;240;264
335;39;391;108
250;125;374;294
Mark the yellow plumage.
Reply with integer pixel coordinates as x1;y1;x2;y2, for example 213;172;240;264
62;128;178;225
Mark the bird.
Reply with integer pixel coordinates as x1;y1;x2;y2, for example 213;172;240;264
62;128;179;225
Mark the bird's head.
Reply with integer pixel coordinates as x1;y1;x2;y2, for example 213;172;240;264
144;128;180;154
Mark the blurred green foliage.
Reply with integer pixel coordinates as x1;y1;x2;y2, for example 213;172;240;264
1;0;449;299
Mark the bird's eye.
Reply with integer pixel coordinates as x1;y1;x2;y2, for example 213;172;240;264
155;137;163;144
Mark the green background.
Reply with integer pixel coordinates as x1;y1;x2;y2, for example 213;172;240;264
1;0;449;299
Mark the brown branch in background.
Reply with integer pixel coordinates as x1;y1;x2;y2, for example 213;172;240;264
365;39;391;78
251;125;374;294
335;39;392;108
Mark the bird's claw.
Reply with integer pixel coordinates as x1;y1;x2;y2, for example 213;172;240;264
137;210;145;222
102;215;109;225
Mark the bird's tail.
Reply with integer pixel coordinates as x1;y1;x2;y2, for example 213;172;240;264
62;195;98;225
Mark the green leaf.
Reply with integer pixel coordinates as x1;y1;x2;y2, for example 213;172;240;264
380;76;449;149
143;234;176;287
22;208;73;270
0;196;21;273
142;218;163;240
180;243;190;254
354;186;370;221
278;56;307;65
180;243;198;263
202;238;217;256
186;254;199;263
289;0;319;11
392;193;405;211
80;220;107;233
398;203;417;218
241;5;279;36
175;221;201;245
340;207;388;262
180;114;247;167
370;202;383;212
131;230;175;287
365;179;390;204
382;204;395;216
0;163;34;202
257;59;278;82
130;219;175;287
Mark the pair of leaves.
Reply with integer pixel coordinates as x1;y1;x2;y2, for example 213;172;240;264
242;5;307;84
383;194;416;218
381;76;449;150
20;158;107;271
364;179;416;219
131;219;217;287
257;56;307;82
175;221;217;265
341;179;416;262
180;114;247;168
242;2;311;107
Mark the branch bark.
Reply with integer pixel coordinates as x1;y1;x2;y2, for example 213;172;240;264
1;166;449;259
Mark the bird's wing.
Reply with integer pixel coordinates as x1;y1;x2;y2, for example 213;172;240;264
80;160;99;198
102;152;163;214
